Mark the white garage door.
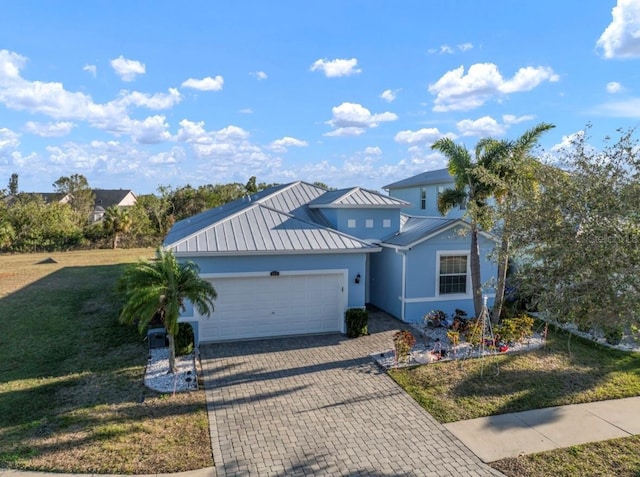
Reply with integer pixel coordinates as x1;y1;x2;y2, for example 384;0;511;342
198;273;345;342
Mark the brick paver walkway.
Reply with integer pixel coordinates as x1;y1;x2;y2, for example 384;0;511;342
200;311;503;477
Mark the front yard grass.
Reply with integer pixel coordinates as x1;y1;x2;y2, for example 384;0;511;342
389;325;640;423
389;323;640;476
0;249;213;474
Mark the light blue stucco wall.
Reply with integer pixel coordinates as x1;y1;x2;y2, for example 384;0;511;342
388;185;465;219
368;246;403;318
368;225;498;324
178;252;370;312
318;208;401;240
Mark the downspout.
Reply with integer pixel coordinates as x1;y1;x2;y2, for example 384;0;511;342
395;248;407;322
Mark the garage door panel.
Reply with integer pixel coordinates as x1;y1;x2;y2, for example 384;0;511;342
199;273;345;342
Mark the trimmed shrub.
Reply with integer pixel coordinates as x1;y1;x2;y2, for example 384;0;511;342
393;330;416;364
175;322;195;356
345;308;368;338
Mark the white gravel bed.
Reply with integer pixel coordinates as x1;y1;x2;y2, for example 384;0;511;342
372;324;547;370
145;347;198;393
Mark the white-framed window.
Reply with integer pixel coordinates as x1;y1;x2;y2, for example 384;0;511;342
365;219;374;228
437;185;446;210
383;219;391;228
347;219;356;228
420;187;426;209
436;252;469;295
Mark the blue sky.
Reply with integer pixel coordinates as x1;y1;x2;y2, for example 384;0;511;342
1;1;639;194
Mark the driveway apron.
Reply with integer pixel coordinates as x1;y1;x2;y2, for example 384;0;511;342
200;311;503;477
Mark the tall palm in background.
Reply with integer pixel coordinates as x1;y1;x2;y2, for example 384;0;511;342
475;123;555;322
117;248;217;373
431;138;493;317
103;205;132;249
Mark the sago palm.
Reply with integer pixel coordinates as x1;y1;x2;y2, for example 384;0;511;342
117;248;217;373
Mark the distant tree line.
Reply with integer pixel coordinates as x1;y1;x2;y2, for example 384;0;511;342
0;175;287;252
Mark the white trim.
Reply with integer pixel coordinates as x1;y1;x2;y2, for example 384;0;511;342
395;248;407;322
200;268;348;279
436;250;471;298
405;293;496;304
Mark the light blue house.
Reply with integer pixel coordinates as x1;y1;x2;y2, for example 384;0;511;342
164;170;498;344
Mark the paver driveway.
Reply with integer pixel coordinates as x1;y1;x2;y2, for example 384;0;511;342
200;311;503;477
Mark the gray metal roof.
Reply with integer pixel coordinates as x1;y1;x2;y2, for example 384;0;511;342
164;181;379;255
382;216;460;248
383;168;454;190
308;187;408;208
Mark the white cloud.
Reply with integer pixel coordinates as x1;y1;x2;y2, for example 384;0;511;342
363;146;382;156
110;56;146;82
429;43;474;54
428;63;559;112
380;89;400;102
251;71;268;80
239;108;253;114
24;121;75;137
394;128;451;145
606;81;624;93
597;0;640;59
181;75;224;91
127;115;172;144
592;97;640;118
269;136;308;153
499;66;559;93
503;114;535;125
0;128;20;162
83;64;97;77
0;49;26;81
115;88;182;109
325;102;397;136
551;131;585;152
456;116;506;136
0;49;183;145
310;58;361;77
149;147;185;164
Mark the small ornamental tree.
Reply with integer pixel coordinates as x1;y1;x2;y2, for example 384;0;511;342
393;330;416;364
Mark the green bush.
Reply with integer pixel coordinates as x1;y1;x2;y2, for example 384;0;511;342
603;326;623;345
345;308;368;338
175;322;195;356
495;314;535;344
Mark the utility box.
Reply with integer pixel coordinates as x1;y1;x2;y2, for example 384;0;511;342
147;328;168;349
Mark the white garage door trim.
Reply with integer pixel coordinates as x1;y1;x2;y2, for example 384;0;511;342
196;269;348;343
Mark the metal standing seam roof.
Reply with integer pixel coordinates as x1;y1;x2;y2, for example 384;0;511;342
383;168;454;190
164;181;380;254
308;187;408;208
382;216;461;248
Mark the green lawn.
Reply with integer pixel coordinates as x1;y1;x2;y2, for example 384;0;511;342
389;324;640;476
0;249;213;474
389;325;640;423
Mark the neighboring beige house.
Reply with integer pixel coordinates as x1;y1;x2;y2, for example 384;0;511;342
90;189;137;223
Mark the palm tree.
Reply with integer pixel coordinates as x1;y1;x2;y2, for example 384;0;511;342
103;205;132;249
431;138;494;317
477;123;555;322
117;248;217;373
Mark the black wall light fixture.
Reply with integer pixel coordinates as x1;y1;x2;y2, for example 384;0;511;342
355;273;361;284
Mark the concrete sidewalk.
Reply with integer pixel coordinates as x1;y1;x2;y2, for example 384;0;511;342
444;396;640;462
